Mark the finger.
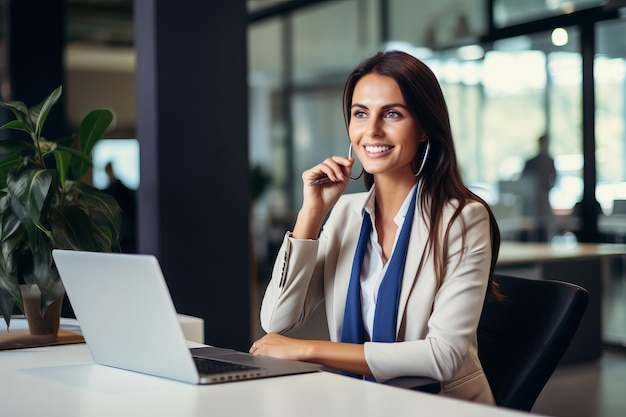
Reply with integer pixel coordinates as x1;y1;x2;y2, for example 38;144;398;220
329;156;354;171
319;157;350;181
249;340;259;354
304;157;354;189
319;159;353;185
339;157;354;176
303;163;336;185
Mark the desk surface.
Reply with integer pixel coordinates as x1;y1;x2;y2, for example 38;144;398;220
0;343;540;417
498;241;626;265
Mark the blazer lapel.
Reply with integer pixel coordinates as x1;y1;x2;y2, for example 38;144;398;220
332;195;369;339
396;208;429;336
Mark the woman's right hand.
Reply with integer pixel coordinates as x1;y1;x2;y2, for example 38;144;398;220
292;156;354;239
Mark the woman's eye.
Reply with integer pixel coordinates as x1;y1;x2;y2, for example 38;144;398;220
353;110;367;118
385;110;401;119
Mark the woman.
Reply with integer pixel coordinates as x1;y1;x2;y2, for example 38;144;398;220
250;50;500;404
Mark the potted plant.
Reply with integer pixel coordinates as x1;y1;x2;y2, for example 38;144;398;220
0;85;121;334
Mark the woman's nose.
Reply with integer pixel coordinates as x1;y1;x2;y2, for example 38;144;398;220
366;117;383;137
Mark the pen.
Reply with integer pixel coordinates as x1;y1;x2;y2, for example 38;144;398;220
308;176;333;186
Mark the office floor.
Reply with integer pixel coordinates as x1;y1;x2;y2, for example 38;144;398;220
532;348;626;417
253;260;626;417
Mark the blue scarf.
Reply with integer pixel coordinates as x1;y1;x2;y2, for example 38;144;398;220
340;186;418;379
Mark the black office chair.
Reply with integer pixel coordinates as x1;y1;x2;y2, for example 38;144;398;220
477;274;589;411
385;274;589;413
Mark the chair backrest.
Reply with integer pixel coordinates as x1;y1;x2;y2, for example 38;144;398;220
478;274;589;411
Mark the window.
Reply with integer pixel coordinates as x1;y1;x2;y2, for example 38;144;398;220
595;18;626;213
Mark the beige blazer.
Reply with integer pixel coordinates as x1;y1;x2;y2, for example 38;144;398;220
260;188;495;405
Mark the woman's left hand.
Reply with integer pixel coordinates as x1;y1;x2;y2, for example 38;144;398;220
249;333;312;361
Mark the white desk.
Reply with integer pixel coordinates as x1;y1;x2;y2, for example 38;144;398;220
498;241;626;266
0;343;542;417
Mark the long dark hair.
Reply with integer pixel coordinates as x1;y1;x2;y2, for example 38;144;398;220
343;50;501;300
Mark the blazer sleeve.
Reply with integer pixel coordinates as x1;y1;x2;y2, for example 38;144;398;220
260;232;326;334
259;192;363;334
364;201;493;382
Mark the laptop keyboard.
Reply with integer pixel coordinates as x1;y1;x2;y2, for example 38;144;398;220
193;356;262;375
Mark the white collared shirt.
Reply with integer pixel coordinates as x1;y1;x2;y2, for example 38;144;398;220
360;183;418;340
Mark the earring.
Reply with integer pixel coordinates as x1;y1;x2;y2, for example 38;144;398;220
348;143;364;180
413;139;430;177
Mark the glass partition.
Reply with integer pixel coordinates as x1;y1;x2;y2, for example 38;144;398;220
595;18;626;213
247;0;624;256
289;0;381;208
389;0;486;49
422;28;582;241
292;0;379;84
248;18;288;267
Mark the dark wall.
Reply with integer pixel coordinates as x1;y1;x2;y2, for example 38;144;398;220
134;1;251;351
1;0;66;139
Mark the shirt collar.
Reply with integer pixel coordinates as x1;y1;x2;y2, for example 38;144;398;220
362;183;418;227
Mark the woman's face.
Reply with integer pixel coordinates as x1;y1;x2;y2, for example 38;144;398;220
348;73;425;181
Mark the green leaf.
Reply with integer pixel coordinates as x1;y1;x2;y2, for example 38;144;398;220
93;223;119;252
39;266;64;315
0;100;28;117
0;138;35;153
17;234;62;317
65;180;121;239
21;231;51;285
72;109;113;180
7;173;39;246
0;119;30;134
48;206;98;251
0;153;25;188
0;100;33;134
79;109;113;156
28;171;56;228
6;169;56;251
0;152;24;169
53;149;72;190
31;85;62;139
0;196;23;242
34;236;52;283
0;287;15;329
0;194;11;238
55;144;92;167
0;217;25;328
0;253;17;294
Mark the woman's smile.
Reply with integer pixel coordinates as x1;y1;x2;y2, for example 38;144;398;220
363;144;394;158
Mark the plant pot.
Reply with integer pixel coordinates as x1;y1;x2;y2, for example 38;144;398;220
19;284;63;341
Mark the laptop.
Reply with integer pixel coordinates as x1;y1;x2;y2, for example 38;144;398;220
52;249;321;385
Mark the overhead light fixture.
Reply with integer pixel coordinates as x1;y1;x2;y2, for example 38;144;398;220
551;27;569;46
457;44;484;60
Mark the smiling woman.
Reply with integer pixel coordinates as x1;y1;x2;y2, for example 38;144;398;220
250;50;501;405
